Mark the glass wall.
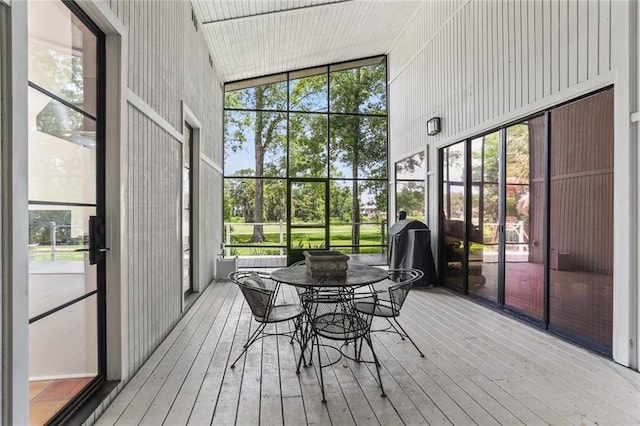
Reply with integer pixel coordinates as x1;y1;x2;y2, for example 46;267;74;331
438;89;614;353
223;57;388;261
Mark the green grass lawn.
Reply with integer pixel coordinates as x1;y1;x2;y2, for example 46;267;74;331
30;245;85;261
226;223;386;255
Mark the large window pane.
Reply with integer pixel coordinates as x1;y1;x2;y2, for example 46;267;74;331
224;178;287;249
396;152;425;180
289;68;328;112
396;181;425;220
330;115;387;179
224;111;286;177
549;90;613;347
225;78;287;110
329;59;386;114
289;113;328;178
396;151;426;222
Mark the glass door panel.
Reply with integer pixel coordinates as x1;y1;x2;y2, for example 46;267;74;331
504;118;544;319
468;134;500;301
28;0;104;421
549;90;613;348
441;142;466;291
289;181;327;263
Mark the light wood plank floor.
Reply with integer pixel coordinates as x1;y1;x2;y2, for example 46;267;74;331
96;280;640;425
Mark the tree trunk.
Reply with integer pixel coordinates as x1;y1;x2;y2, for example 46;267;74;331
352;116;361;253
251;88;265;242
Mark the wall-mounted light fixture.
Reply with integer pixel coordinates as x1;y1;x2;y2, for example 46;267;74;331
426;117;441;136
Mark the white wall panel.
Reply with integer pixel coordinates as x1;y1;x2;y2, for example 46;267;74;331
389;0;613;159
103;0;224;382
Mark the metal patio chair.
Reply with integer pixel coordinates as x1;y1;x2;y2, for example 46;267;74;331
228;271;306;369
353;268;425;357
300;289;386;403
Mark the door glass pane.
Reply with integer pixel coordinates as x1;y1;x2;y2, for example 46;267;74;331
549;90;613;347
29;205;96;317
29;295;98;422
28;88;96;204
468;134;499;301
504;118;544;319
28;0;97;116
441;142;466;290
290;181;326;250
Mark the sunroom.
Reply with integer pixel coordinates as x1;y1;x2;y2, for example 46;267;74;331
1;0;639;424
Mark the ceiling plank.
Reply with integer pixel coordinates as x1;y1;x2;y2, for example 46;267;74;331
201;0;354;25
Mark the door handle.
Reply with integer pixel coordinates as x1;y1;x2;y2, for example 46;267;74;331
89;216;108;265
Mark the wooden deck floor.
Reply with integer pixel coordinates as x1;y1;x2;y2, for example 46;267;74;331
96;280;640;425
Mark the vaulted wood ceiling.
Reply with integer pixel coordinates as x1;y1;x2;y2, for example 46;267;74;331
191;0;425;83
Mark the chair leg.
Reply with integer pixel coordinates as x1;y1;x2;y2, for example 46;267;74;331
230;322;266;369
363;334;386;397
391;317;425;357
315;335;327;403
296;322;313;373
386;317;405;340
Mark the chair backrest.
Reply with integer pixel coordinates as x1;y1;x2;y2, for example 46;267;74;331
229;271;275;320
387;269;424;315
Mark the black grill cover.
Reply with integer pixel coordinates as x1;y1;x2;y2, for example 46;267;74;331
388;220;438;286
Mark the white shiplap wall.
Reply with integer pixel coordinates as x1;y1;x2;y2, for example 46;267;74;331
389;0;611;159
388;0;640;369
104;0;224;380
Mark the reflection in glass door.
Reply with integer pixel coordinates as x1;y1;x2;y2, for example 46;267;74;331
288;180;327;264
504;117;544;319
441;142;466;291
438;89;613;353
27;1;105;422
468;133;500;302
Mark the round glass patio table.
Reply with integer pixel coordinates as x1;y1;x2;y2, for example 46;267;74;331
270;264;388;289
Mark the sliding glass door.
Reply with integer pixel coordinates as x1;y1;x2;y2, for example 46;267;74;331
439;89;613;353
